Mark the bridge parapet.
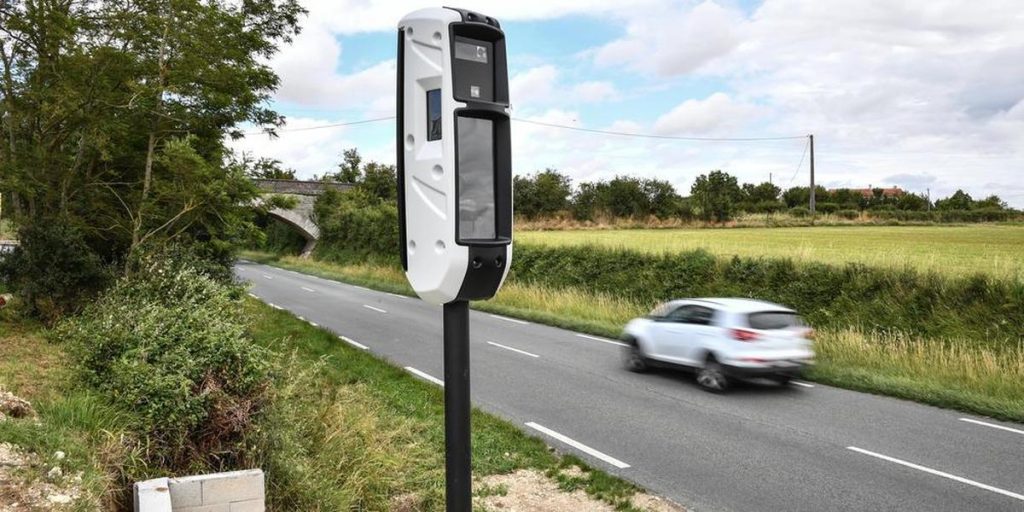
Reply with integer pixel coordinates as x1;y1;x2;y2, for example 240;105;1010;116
253;179;354;196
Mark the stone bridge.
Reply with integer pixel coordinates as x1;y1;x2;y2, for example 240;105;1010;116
253;179;354;257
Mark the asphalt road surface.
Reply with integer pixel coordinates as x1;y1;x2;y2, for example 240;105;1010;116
237;261;1024;512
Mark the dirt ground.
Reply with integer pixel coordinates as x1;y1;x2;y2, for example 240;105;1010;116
474;467;686;512
0;391;84;511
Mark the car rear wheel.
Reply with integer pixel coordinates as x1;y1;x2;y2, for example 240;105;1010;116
772;374;793;386
623;337;649;373
696;357;729;392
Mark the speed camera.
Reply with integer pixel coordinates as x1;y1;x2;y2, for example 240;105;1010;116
397;7;512;306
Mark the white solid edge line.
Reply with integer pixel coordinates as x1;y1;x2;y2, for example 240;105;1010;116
526;422;630;469
308;321;318;327
262;274;273;279
959;418;1024;436
268;303;283;310
487;341;540;358
847;447;1024;502
363;304;387;313
300;286;316;292
405;367;444;387
489;314;529;325
387;292;407;299
339;335;368;350
575;333;629;347
791;381;815;388
247;293;258;298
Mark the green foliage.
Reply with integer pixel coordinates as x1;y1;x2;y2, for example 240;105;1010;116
569;175;685;221
55;255;271;470
514;169;573;219
691;170;742;221
314;188;399;262
509;243;1024;346
788;206;811;218
244;157;297;180
837;209;860;220
0;0;303;319
0;221;112;324
936;189;974;210
259;218;307;255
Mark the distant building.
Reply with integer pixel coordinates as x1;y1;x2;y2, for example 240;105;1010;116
829;186;906;199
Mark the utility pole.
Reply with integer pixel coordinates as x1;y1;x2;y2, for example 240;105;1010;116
769;172;773;186
809;134;816;215
927;188;931;211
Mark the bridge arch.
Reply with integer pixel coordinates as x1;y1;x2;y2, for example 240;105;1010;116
253;179;354;257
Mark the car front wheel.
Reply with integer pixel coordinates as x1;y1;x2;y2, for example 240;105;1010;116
696;358;729;392
623;337;649;373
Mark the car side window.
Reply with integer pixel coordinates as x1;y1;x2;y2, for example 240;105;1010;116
664;306;691;322
688;306;714;326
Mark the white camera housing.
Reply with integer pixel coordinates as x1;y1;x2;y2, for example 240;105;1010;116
397;7;513;305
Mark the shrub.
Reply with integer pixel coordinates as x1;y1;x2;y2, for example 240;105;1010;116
314;188;399;262
509;244;1024;346
56;254;271;470
817;202;839;214
836;209;860;220
0;221;112;324
788;206;811;218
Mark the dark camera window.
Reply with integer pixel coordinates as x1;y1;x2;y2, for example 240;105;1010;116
427;89;442;141
457;116;496;240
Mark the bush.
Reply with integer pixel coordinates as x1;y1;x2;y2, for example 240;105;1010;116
0;221;112;323
788;206;811;218
509;244;1024;346
836;209;860;220
817;202;839;214
314;188;399;262
56;254;271;469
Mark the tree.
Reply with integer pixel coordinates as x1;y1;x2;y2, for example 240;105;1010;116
245;157;297;180
0;0;303;316
691;170;742;222
334;148;363;183
359;161;398;202
514;168;571;219
896;192;929;211
936;190;974;210
976;195;1007;210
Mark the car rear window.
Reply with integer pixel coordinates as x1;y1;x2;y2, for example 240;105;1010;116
747;311;804;330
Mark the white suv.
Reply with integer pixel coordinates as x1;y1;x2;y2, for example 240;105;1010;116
621;298;815;391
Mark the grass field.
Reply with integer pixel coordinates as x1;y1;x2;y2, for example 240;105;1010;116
517;225;1024;280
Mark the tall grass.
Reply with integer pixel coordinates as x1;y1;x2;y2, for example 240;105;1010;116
243;251;1024;422
813;329;1024;420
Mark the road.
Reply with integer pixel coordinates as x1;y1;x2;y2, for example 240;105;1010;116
236;261;1024;512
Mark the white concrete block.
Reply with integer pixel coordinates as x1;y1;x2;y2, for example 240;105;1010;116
134;478;172;512
199;469;264;504
167;478;203;507
228;499;265;512
175;505;229;512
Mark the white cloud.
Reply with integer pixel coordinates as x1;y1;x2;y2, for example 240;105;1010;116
510;67;619;108
653;93;760;135
594;1;742;76
228;117;361;178
572;81;618;102
271;23;394;112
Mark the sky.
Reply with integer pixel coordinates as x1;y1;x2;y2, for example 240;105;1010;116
229;0;1024;206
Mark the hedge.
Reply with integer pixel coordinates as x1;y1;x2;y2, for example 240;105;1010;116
510;244;1024;347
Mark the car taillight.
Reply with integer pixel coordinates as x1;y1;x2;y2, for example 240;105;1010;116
732;329;760;342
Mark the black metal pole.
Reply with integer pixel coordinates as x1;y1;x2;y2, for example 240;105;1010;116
443;300;471;511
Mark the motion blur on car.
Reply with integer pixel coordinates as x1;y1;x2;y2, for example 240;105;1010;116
621;298;815;391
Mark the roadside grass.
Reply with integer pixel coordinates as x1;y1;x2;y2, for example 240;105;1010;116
243;298;649;511
0;306;134;511
517;225;1024;281
2;289;655;510
242;251;1024;423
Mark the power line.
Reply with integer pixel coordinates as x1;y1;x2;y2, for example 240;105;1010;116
240;115;808;142
511;118;808;142
786;137;810;187
242;116;396;135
